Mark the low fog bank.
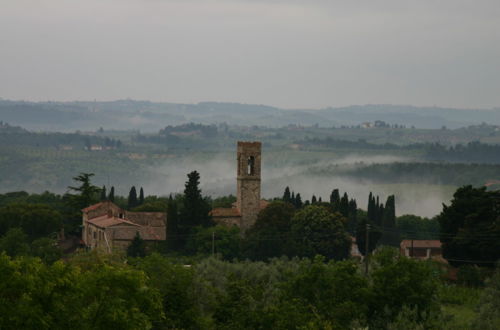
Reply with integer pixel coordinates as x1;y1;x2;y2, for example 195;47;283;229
143;154;451;218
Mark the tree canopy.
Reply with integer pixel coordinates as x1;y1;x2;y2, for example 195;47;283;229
437;185;500;267
290;205;351;260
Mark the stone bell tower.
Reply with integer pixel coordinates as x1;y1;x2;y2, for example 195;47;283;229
236;141;262;230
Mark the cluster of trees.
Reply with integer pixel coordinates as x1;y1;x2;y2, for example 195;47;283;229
0;253;163;329
3;249;499;329
126;186;144;209
356;193;398;250
317;162;500;187
281;187;399;256
0;128;123;150
396;214;440;240
282;187;357;233
300;137;500;164
425;141;500;163
0;121;26;133
0;191;69;263
134;123;221;148
159;123;218;138
84;136;122;150
244;202;351;261
437;186;500;267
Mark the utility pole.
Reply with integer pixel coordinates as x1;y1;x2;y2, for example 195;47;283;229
411;238;414;258
365;223;370;276
212;231;215;256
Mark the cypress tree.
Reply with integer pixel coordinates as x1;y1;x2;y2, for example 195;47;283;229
295;193;303;208
180;171;211;228
367;192;375;223
318;196;322;203
108;186;115;202
139;187;145;205
383;195;396;228
355;219;382;256
127;232;146;257
311;195;317;204
128;186;138;209
380;195;399;246
377;203;384;227
347;198;357;234
330;189;340;212
283;187;291;203
100;185;107;201
291;191;295;206
339;192;349;217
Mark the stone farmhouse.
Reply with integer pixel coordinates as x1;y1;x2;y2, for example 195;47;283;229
82;200;166;252
211;141;268;231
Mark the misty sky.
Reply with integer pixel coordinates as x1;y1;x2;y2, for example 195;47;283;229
1;0;500;109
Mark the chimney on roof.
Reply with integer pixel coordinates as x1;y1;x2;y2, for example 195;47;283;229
107;209;113;218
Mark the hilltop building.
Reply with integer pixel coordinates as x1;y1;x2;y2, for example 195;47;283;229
211;141;268;231
82;200;166;252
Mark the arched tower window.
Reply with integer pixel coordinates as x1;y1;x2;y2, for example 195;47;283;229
247;156;255;175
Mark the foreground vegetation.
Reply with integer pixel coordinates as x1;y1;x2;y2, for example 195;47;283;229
1;250;499;329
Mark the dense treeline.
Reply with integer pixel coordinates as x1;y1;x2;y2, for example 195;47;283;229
300;137;500;163
0;130;122;149
159;123;218;138
312;162;500;187
2;250;499;329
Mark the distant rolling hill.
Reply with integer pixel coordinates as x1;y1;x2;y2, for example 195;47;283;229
1;99;499;132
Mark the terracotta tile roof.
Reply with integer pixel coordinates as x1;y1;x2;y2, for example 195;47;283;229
400;240;442;249
124;211;166;226
82;202;106;212
86;215;140;228
112;226;165;241
210;207;241;217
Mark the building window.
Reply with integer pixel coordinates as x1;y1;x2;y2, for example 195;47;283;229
247;156;255;175
93;231;96;239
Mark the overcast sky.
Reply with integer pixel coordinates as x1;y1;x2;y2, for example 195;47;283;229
1;0;499;109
